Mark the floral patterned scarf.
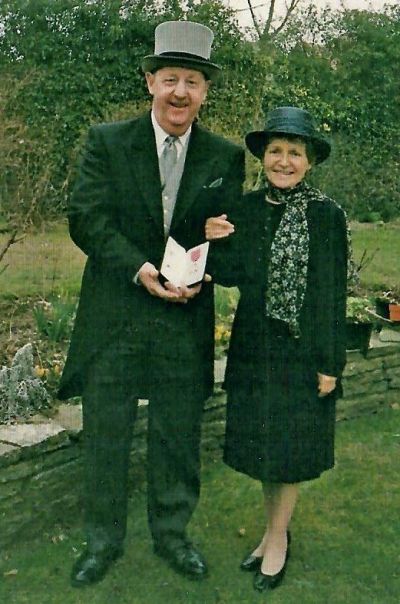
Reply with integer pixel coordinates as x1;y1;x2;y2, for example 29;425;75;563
265;181;312;337
265;181;356;337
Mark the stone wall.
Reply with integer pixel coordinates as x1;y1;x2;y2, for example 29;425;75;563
1;344;399;549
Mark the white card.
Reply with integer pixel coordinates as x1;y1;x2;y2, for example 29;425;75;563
160;237;209;287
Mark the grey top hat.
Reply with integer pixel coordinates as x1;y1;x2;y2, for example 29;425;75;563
141;20;221;81
245;106;331;164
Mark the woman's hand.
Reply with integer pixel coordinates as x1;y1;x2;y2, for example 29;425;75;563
317;373;337;398
205;214;235;241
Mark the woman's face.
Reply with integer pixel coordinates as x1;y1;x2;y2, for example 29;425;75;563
263;138;312;189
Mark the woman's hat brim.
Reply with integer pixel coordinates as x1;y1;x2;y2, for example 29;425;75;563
245;130;331;164
141;55;221;81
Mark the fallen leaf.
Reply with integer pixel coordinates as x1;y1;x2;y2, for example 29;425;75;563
4;569;18;577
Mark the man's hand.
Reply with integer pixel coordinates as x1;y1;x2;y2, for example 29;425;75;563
317;373;337;398
205;214;234;240
165;282;201;301
138;263;210;303
164;273;212;301
138;262;185;302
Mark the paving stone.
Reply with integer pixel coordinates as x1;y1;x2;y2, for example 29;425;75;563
0;443;18;457
379;328;400;343
0;423;65;448
52;403;82;433
214;358;227;384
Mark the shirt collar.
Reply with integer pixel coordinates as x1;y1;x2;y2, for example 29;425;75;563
151;111;191;157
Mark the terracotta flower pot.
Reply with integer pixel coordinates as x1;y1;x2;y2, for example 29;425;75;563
389;304;400;322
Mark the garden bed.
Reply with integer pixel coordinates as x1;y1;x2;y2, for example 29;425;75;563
0;344;399;550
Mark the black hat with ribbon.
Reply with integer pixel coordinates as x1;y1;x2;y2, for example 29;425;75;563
245;106;331;164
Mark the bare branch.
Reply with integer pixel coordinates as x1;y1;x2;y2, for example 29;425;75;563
256;0;302;45
273;0;301;36
247;0;263;38
0;229;19;264
264;0;276;35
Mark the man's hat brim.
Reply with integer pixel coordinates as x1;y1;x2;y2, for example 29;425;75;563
245;130;331;164
141;54;221;81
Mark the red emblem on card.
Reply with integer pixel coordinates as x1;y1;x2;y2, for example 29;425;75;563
190;248;201;262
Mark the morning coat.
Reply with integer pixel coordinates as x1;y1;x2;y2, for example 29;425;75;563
58;112;244;401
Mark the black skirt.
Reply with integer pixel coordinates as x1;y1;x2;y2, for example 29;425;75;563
223;318;337;483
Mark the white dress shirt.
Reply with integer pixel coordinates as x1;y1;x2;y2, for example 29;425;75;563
151;111;191;159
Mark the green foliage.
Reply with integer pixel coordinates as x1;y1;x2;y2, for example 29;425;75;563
0;0;159;219
346;295;376;323
308;134;400;221
32;295;76;342
214;285;238;357
261;4;400;219
0;0;399;221
0;343;50;423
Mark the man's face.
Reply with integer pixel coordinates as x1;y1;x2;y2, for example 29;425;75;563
145;67;210;136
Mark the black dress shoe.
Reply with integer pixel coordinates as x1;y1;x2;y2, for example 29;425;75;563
253;531;291;593
71;546;123;588
154;541;208;580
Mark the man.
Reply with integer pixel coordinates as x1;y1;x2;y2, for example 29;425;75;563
58;20;245;587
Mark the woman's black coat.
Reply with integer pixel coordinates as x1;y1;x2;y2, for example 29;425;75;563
221;189;348;483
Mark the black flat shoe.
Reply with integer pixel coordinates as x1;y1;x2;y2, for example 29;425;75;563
70;546;123;588
240;552;263;572
253;531;291;593
154;541;208;580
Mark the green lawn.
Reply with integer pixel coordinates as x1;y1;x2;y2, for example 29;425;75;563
351;222;400;292
1;409;399;603
0;223;85;299
0;221;398;300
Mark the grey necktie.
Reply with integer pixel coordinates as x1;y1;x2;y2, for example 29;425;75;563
160;135;178;187
160;135;179;235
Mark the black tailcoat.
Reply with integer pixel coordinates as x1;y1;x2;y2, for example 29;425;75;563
59;113;244;401
57;112;245;548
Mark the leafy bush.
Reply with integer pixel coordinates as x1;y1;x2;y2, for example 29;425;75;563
0;0;399;222
309;134;400;221
0;343;50;423
346;295;379;324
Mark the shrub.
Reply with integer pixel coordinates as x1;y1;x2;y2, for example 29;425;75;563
308;134;400;221
33;295;76;343
0;343;50;423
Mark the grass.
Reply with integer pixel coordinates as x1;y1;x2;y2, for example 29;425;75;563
0;408;399;603
0;222;85;299
0;221;398;300
1;221;397;364
351;222;400;292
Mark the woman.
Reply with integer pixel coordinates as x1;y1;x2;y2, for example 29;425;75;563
206;106;348;592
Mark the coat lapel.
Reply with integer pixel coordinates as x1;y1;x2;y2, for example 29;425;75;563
171;124;219;230
121;116;219;234
122;113;164;232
